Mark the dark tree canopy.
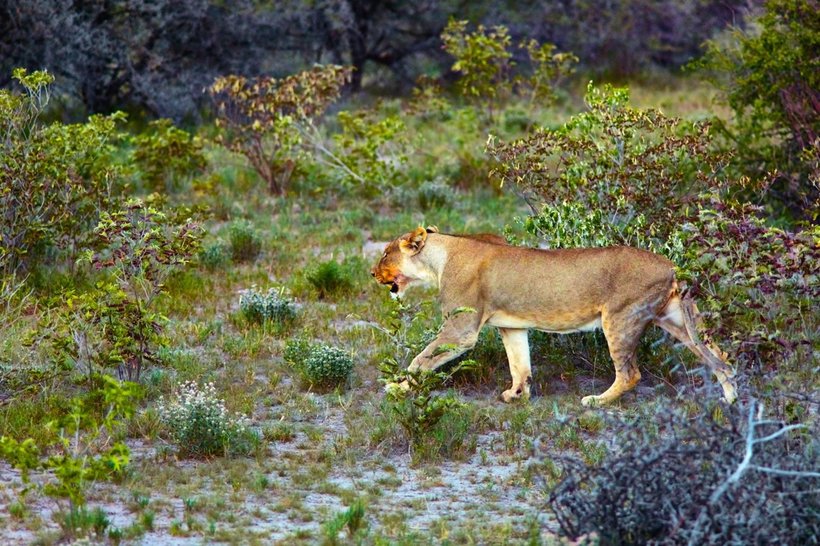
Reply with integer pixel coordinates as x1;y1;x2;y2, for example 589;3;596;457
0;0;751;120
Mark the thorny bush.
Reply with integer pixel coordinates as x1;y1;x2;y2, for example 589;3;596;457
547;396;819;545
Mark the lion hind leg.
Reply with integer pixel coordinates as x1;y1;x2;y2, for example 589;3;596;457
654;294;737;403
498;328;532;402
582;310;646;407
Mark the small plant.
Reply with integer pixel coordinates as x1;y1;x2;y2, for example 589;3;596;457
283;337;313;367
417;178;454;210
322;499;368;545
157;381;259;458
303;345;354;391
376;299;477;458
442;19;514;112
305;259;355;299
44;199;204;382
228;219;263;262
330;110;410;194
284;338;354;391
199;240;230;271
239;287;297;329
0;376;138;513
0;68;125;277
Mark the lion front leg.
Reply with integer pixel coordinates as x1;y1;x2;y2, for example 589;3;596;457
408;310;483;373
498;328;532;402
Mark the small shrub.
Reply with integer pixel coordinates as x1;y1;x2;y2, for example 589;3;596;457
547;397;819;545
301;344;354;390
209;65;353;194
0;376;138;510
417;178;453;210
228;219;262;262
283;337;313;367
157;381;259;458
238;287;296;329
322;499;367;545
131;119;205;193
198;241;230;271
305;260;355;299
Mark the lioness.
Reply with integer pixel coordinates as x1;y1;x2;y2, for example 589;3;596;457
371;226;737;406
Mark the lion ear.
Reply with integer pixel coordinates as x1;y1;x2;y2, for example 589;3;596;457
399;227;428;256
425;225;439;234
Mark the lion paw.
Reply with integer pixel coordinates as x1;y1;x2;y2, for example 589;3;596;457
385;380;411;396
581;395;601;407
501;386;530;403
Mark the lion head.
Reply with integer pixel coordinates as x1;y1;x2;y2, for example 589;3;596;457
370;226;438;298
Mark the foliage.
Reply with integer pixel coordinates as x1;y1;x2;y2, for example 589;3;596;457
227;219;263;263
48;199;203;382
157;381;258;458
283;337;313;368
489;82;817;376
548;398;819;545
238;287;297;328
284;338;353;391
488;83;730;252
0;375;138;509
519;39;578;106
322;499;368;545
305;259;356;299
329;110;410;194
304;345;354;391
442;19;514;109
377;299;476;457
442;20;576;116
679;197;819;369
417;178;454;210
198;240;230;271
695;0;820;216
0;68;124;277
209;65;353;194
131;119;205;193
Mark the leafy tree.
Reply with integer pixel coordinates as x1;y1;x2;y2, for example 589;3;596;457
209;65;353;195
695;0;820;218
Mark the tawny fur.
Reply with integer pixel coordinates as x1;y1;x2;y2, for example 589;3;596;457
371;226;737;406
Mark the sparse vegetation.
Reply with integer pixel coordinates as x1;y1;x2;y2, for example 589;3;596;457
1;8;817;542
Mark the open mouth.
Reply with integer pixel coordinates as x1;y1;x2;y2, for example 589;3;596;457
388;282;399;294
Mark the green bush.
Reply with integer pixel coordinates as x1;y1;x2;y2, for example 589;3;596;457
695;0;820;218
302;345;354;390
228;219;263;262
239;287;297;327
305;259;355;299
43;200;203;383
157;381;259;458
209;65;352;194
199;240;230;271
284;339;354;390
131;119;206;193
0;376;138;510
0;69;124;277
283;337;313;367
417;178;454;210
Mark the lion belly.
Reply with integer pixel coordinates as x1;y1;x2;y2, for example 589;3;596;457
487;310;603;334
